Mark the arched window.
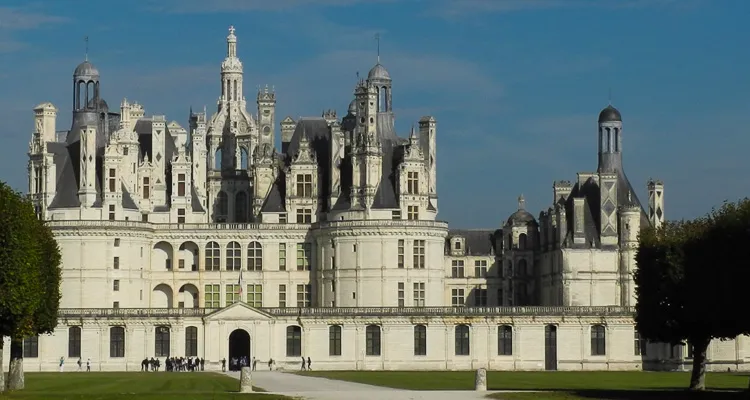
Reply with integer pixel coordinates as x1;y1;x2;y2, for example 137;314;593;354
235;192;248;223
214;148;223;170
329;325;342;356
414;324;427;356
240;147;249;170
247;241;263;271
455;324;470;356
217;191;228;220
286;326;302;357
498;325;513;356
591;325;606;356
226;241;241;271
23;336;39;358
185;326;198;357
68;326;82;358
110;326;125;358
365;325;381;356
518;259;528;277
155;326;170;357
518;233;527;250
205;241;220;271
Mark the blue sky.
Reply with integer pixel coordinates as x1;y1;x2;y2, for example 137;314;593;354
0;0;748;228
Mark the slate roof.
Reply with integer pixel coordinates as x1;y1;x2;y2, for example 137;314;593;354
446;229;499;256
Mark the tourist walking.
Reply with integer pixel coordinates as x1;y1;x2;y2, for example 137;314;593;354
307;357;311;371
300;356;306;371
77;358;82;371
59;357;65;372
86;358;91;372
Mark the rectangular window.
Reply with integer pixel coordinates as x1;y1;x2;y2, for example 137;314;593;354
392;210;401;220
329;325;342;356
414;325;427;356
185;326;198;358
634;329;648;356
114;238;120;247
451;260;465;278
23;336;39;358
177;173;186;196
498;325;513;356
279;244;287;271
113;280;120;291
113;301;120;309
225;284;240;306
108;168;116;192
591;325;606;356
296;208;312;224
296;284;311;307
143;177;150;199
247;284;263;308
451;288;465;307
109;204;115;221
296;173;313;197
474;287;487;306
296;243;312;271
398;282;405;307
68;327;82;358
109;327;125;358
279;213;287;224
413;240;425;269
279;284;287;307
113;256;120;270
413;282;425;307
397;239;405;268
204;284;220;308
474;260;488;277
407;205;419;220
177;208;185;224
141;213;149;222
407;171;419;194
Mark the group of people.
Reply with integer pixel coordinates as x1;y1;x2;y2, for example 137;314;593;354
58;357;92;372
220;356;278;372
140;357;205;372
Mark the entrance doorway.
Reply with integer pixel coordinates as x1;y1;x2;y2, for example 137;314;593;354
228;329;251;371
544;324;557;371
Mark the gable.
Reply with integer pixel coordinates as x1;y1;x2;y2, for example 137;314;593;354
204;302;273;321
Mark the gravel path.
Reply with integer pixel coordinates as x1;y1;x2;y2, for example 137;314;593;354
225;370;507;400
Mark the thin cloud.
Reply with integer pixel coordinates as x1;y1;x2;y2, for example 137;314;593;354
151;0;396;13
0;7;69;30
429;0;697;18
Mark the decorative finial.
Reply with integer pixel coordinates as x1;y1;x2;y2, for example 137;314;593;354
374;33;381;63
608;87;612;105
518;194;526;210
229;25;235;35
628;191;632;203
84;36;89;61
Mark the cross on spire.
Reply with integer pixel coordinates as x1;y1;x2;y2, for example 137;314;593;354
375;33;381;63
229;25;235;35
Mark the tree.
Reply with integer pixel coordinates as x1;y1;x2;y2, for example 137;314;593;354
635;198;750;391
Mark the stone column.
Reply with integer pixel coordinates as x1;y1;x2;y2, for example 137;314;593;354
239;366;253;393
475;368;487;391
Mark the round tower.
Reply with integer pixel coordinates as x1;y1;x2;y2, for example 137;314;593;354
597;105;623;173
367;62;392;113
502;194;538;306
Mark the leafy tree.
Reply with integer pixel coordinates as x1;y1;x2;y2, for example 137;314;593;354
635;199;750;391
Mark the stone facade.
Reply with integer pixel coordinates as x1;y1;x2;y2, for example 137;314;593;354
11;26;749;372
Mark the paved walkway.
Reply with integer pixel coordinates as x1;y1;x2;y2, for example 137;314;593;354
225;370;507;399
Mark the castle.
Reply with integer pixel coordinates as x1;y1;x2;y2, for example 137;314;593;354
8;27;747;372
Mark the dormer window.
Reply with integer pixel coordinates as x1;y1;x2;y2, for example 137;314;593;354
454;241;461;250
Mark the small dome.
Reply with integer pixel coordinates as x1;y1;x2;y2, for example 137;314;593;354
74;61;99;79
86;97;109;111
347;99;357;115
506;210;536;225
368;63;391;81
598;105;622;123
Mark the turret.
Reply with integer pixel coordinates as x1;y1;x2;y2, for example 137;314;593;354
280;117;295;153
350;79;381;210
647;179;665;229
597;105;623;173
257;86;276;149
419;116;437;207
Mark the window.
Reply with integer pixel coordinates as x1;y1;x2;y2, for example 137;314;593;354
279;213;287;224
113;279;120;291
177;208;185;224
474;287;487;306
177;173;186;196
123;147;129;155
329;325;342;356
114;238;120;247
296;243;312;271
392;210;401;220
110;327;125;358
247;284;262;307
68;326;82;358
498;325;513;356
235;192;248;222
591;325;606;356
296;173;313;197
217;191;228;219
205;284;220;308
113;256;120;270
247;241;263;271
279;284;287;307
413;240;425;269
451;288;465;307
108;168;116;192
185;326;198;357
634;329;647;356
518;233;528;250
407;171;419;194
397;240;404;268
398;282;405;307
296;208;312;224
205;242;220;271
413;282;425;307
155;326;170;357
451;260;465;278
497;289;504;306
407;205;419;220
113;301;120;309
23;336;39;358
365;325;381;356
143;177;150;199
142;213;148;222
109;204;115;221
226;241;241;271
455;325;470;356
279;244;287;271
518;259;528;277
297;284;311;307
226;284;240;306
286;326;302;357
414;325;427;356
475;260;488;277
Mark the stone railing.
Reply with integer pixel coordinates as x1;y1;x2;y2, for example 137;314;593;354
318;220;449;230
57;306;635;318
45;220;311;231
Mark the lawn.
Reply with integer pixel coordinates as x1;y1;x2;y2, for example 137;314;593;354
0;372;291;399
299;370;750;399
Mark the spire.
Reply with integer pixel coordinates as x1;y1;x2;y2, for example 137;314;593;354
84;35;89;61
608;87;612;105
227;25;237;58
518;194;526;210
374;33;381;63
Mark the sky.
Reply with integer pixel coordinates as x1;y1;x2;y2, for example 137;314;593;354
0;0;748;228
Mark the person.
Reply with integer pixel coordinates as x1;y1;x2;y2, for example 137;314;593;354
86;358;91;372
200;357;205;371
77;358;82;371
221;358;226;372
307;357;311;371
268;358;273;371
252;357;257;371
59;357;65;372
301;356;306;371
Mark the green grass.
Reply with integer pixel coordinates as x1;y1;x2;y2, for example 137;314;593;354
0;372;291;399
299;371;750;399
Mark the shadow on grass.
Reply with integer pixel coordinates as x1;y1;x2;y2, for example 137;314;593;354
492;388;750;400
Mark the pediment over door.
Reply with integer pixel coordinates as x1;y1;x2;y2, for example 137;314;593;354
204;302;274;321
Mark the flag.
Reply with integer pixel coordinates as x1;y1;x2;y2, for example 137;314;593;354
238;270;244;302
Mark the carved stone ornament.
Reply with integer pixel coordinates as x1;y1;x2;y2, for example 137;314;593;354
474;368;487;391
239;366;253;392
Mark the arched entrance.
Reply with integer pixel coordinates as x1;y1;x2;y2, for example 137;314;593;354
228;329;251;371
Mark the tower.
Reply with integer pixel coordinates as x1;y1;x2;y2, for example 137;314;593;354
647;179;665;229
257;86;276;149
597;105;623;173
220;26;243;107
350;80;381;210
